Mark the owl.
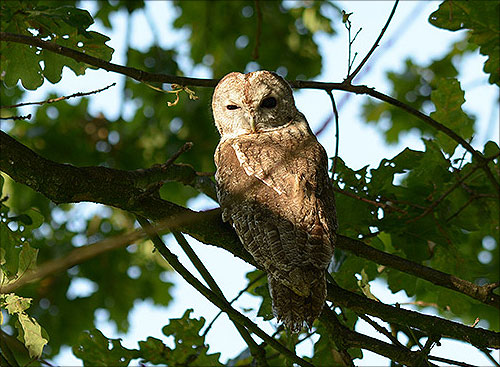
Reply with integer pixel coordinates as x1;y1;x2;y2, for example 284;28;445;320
212;70;337;332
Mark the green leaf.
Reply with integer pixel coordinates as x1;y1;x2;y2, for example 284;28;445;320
429;0;500;86
254;284;274;321
1;42;43;90
2;293;32;314
430;77;474;155
1;2;114;88
73;329;139;367
17;242;38;278
137;337;170;365
356;269;379;301
16;313;49;359
157;309;222;366
484;140;500;157
0;222;21;277
162;309;205;345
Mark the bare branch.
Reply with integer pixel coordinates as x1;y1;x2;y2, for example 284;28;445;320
252;0;262;60
321;307;426;366
0;114;31;121
203;272;266;337
337;235;500;309
358;314;406;348
327;281;500;350
0;83;116;110
480;348;500;367
427;355;479;367
345;0;399;83
1;227;144;293
167;229;268;367
326;90;340;180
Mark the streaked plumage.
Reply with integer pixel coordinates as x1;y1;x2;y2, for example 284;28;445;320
212;71;337;332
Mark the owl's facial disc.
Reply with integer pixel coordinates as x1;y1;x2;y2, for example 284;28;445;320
213;70;300;137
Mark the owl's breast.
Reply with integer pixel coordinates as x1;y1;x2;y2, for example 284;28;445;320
214;126;326;224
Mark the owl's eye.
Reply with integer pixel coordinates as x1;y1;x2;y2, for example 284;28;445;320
260;97;277;108
226;105;239;110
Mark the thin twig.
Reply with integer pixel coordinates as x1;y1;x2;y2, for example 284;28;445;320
343;10;361;77
0;114;31;120
130;141;194;199
326;90;340;181
333;187;407;214
0;83;116;109
359;314;406;348
0;227;146;293
164;142;194;167
202;272;266;337
479;348;500;367
346;0;399;83
427;355;479;367
252;0;262;60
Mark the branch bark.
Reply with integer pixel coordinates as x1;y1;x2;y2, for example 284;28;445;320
327;282;500;350
1;131;499;350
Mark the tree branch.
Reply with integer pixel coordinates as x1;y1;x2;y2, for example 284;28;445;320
326;90;340;180
136;218;314;367
327;281;500;350
3;130;497;308
2;29;497;186
321;307;428;367
1;227;145;294
0;83;116;109
337;235;500;309
0;31;219;87
169;230;268;367
345;0;399;83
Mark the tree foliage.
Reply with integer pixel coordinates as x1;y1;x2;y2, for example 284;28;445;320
0;1;499;366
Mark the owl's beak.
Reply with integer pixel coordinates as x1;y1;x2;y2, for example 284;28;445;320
247;113;256;132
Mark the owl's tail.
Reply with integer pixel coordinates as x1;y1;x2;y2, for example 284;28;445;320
268;273;326;333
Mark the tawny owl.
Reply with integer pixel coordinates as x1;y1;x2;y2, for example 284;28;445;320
212;70;337;332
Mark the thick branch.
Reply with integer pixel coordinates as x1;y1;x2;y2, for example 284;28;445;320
337;235;500;308
327;282;500;350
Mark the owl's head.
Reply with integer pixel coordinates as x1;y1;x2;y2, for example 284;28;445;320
212;70;304;138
